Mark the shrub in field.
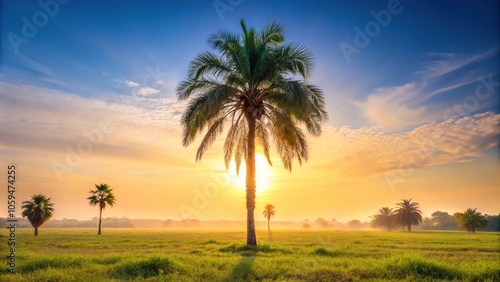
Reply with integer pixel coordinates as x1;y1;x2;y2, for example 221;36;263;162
109;257;172;279
312;247;341;257
219;244;290;255
385;254;456;280
19;256;82;273
202;239;219;244
93;256;122;265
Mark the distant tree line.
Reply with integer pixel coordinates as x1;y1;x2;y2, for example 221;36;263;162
0;217;133;229
371;199;499;232
5;192;498;233
421;209;499;232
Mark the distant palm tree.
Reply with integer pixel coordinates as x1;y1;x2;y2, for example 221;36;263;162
87;183;116;235
454;208;487;233
177;20;327;246
371;207;395;231
21;194;54;235
394;199;422;231
263;204;276;231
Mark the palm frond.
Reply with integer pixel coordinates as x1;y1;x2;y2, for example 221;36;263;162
196;116;225;161
256;121;272;166
223;112;245;168
180;85;238;146
207;30;241;52
259;21;285;45
188;51;232;81
177;20;327;175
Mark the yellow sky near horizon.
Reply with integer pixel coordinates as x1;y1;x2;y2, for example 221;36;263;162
1;82;499;223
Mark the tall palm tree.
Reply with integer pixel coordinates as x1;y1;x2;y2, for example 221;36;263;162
21;194;54;235
263;204;276;231
394;199;422;231
177;20;327;246
371;207;395;231
454;208;487;233
87;183;116;235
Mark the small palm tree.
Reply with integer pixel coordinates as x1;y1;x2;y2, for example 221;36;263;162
394;199;422;231
87;183;116;235
263;204;276;231
21;194;54;235
177;20;327;246
454;208;487;233
371;207;395;231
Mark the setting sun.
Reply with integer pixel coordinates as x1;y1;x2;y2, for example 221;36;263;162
227;154;273;194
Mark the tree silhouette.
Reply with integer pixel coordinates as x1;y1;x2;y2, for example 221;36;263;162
454;208;487;233
87;183;116;235
263;204;276;231
371;207;395;231
394;199;422;231
430;211;457;230
177;20;327;245
21;194;54;235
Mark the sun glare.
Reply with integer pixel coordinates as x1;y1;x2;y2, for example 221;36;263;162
228;154;273;193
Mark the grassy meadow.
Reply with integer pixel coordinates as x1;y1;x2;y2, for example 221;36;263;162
1;228;499;281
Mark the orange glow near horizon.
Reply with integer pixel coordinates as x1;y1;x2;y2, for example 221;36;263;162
226;154;274;194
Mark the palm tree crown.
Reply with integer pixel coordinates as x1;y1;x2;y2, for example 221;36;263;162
21;194;54;235
177;20;327;245
263;204;276;231
394;199;422;231
87;183;116;235
371;207;395;231
454;208;487;233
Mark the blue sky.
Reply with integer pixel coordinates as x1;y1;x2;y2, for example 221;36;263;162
1;1;499;220
2;0;498;128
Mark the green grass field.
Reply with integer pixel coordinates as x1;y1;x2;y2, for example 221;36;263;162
1;228;499;281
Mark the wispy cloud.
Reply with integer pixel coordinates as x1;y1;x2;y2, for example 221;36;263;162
122;79;161;96
361;48;499;129
125;80;140;87
135;87;160;96
416;49;498;83
362;83;429;129
312;112;499;179
0;82;185;166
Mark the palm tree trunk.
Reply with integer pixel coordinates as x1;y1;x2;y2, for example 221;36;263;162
268;216;270;231
98;206;103;235
34;226;38;236
408;224;412;232
245;113;257;246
